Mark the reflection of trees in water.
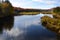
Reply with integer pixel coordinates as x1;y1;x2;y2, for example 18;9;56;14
56;35;60;40
0;16;14;33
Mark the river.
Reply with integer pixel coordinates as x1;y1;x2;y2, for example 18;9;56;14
0;14;57;40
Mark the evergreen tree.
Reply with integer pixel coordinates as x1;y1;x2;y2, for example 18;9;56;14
53;7;60;14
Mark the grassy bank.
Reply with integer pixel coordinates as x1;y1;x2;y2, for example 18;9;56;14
18;12;40;15
41;14;60;35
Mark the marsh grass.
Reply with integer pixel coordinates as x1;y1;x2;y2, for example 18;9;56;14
19;12;40;15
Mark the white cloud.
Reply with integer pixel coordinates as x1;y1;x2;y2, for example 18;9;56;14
32;0;58;5
9;0;60;9
32;0;43;2
9;0;33;7
45;1;56;5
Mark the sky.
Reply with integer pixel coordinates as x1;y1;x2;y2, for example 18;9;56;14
9;0;60;9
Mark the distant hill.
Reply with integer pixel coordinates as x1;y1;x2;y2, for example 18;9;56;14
13;7;60;12
13;7;41;12
13;7;52;14
13;6;60;15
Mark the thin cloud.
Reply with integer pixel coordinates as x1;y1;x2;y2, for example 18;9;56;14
32;0;59;5
9;0;32;7
9;0;60;9
32;0;43;2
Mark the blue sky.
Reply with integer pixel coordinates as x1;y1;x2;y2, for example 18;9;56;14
9;0;60;9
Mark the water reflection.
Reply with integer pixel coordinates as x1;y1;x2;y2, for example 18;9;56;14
0;16;14;33
25;24;56;40
0;14;57;40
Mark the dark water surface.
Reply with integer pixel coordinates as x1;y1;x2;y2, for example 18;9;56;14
0;14;57;40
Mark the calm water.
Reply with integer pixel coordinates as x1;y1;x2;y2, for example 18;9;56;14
0;14;57;40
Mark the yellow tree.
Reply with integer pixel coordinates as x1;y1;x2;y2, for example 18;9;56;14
1;0;14;17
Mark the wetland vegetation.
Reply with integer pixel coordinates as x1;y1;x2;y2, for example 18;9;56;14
0;0;60;40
